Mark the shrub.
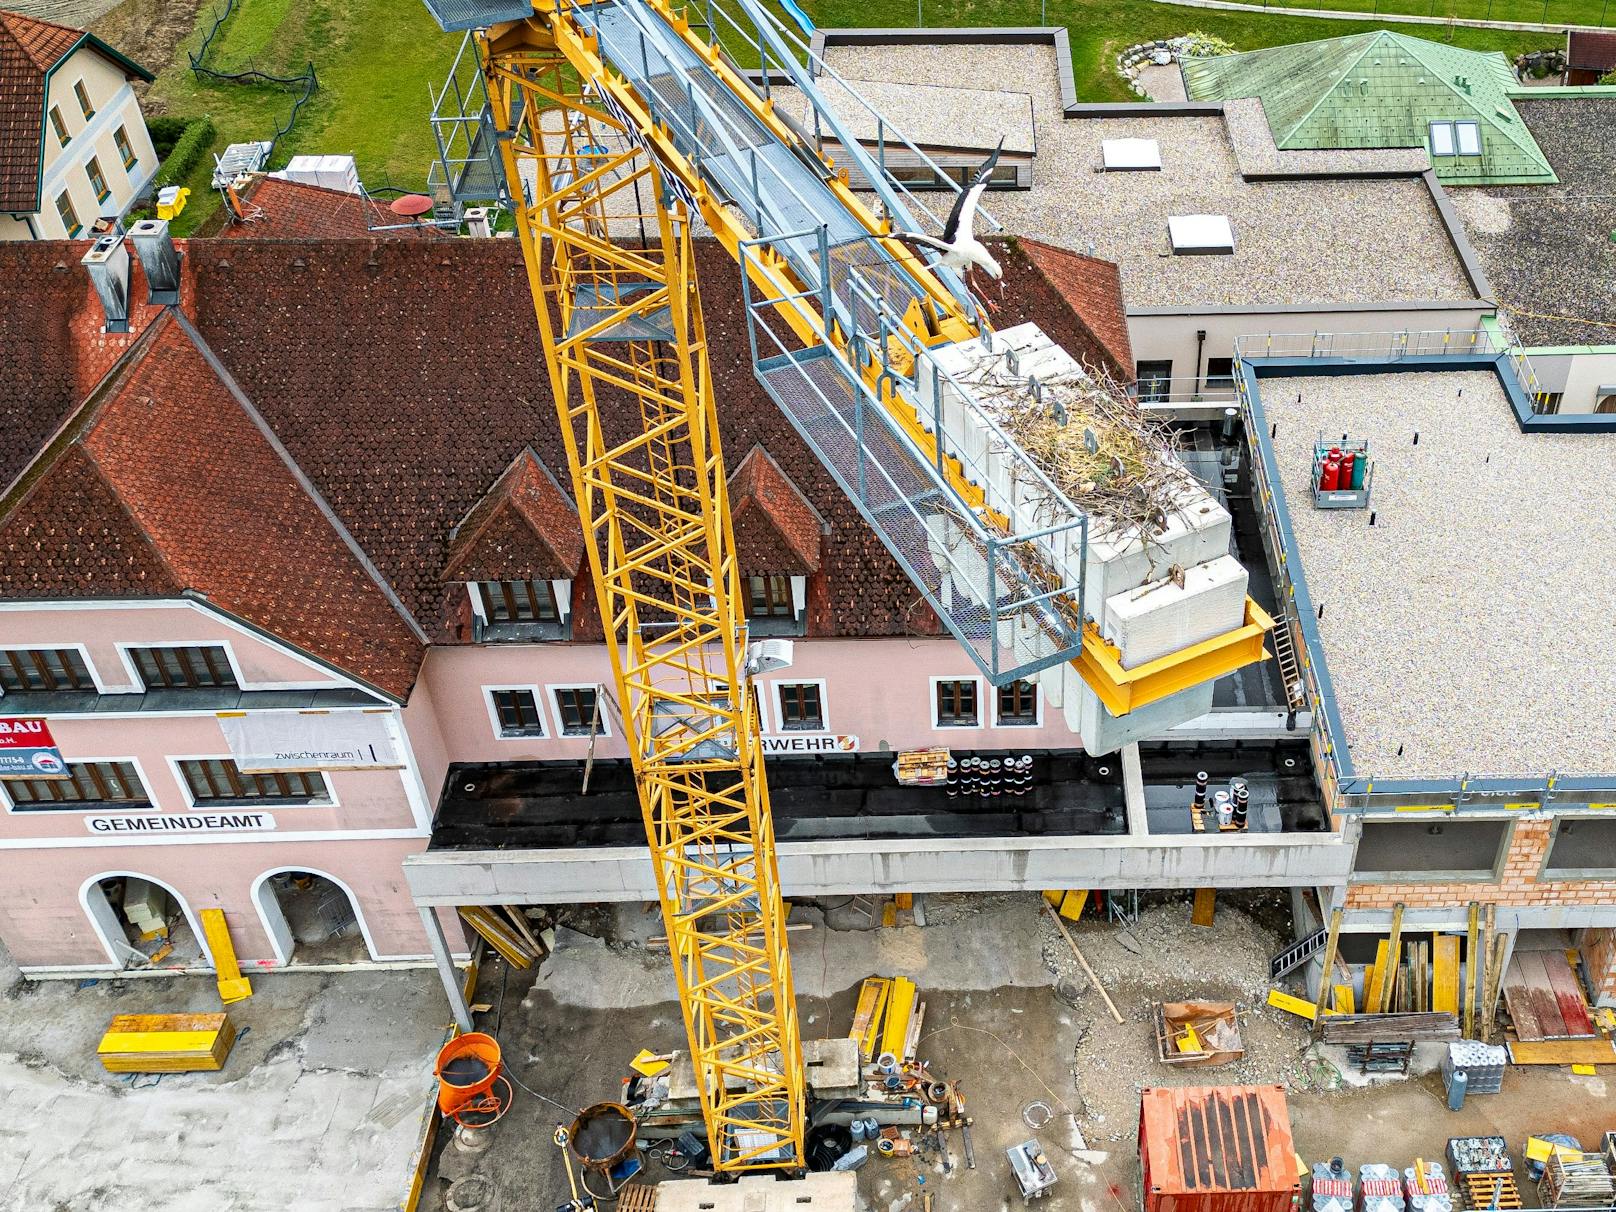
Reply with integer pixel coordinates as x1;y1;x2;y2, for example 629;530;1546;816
153;118;216;190
1601;67;1616;85
1177;31;1236;58
145;115;189;159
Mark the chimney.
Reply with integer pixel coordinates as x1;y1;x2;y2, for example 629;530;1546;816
129;218;182;305
81;234;131;334
464;206;493;238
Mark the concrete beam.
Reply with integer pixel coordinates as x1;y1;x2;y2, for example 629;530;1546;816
404;831;1353;907
1122;743;1149;838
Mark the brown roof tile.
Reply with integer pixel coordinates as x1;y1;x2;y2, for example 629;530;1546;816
219;176;448;240
728;445;824;576
1011;238;1134;380
1567;30;1616;71
0;310;425;697
442;447;584;581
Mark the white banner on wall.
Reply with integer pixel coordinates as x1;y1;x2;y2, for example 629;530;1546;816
217;710;402;772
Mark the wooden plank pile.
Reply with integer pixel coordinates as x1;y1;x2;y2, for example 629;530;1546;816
458;906;547;968
1320;1012;1460;1045
1503;951;1597;1042
98;1012;236;1073
1459;1171;1522;1210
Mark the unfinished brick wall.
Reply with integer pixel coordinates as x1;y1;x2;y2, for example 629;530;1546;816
1344;818;1616;912
1585;930;1616;1003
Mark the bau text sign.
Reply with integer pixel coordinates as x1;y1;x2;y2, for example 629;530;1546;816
0;717;68;780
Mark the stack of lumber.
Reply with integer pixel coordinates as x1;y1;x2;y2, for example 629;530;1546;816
1539;1153;1616;1208
458;906;546;968
1320;1012;1459;1045
847;974;925;1065
1503;951;1596;1042
98;1012;236;1073
1458;1172;1521;1210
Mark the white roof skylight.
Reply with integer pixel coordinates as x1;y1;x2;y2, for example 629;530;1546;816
1167;214;1235;255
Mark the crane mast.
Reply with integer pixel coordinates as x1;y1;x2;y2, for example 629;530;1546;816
481;26;805;1172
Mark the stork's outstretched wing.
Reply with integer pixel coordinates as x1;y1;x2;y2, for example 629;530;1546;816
943;138;1004;244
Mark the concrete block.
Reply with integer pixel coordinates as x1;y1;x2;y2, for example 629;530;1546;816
1103;553;1248;669
1070;679;1215;756
802;1036;860;1098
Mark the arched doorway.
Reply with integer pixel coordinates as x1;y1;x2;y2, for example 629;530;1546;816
1595;393;1616;415
80;873;211;971
251;868;376;965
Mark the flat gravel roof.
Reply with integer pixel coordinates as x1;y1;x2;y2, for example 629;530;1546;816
1258;369;1616;780
820;42;1476;310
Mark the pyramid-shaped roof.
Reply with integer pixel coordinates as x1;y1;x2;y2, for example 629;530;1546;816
1182;30;1556;186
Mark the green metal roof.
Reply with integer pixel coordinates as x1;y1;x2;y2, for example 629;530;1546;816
1182;30;1557;186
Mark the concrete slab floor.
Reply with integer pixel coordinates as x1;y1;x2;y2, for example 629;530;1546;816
0;941;450;1212
422;893;1616;1212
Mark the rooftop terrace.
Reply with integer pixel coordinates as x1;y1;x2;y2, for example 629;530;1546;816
817;40;1478;311
1253;367;1616;780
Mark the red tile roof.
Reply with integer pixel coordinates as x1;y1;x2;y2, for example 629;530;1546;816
1567;30;1616;71
0;10;149;213
442;447;584;581
0;310;425;698
0;233;1135;658
1013;238;1135;381
219;176;448;240
728;445;824;576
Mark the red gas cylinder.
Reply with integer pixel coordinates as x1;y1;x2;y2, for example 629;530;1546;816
1339;451;1356;489
1319;455;1341;491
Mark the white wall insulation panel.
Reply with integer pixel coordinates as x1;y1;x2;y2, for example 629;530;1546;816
1104;553;1249;670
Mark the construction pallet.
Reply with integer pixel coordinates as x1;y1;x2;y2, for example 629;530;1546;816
1459;1172;1521;1210
618;1184;659;1212
98;1012;236;1073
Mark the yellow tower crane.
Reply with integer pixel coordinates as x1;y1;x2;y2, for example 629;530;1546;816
423;0;1271;1175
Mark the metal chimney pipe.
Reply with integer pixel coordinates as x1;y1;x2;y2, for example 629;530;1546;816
128;218;181;304
81;234;130;334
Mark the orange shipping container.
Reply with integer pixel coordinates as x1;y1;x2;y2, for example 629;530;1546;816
1139;1085;1301;1212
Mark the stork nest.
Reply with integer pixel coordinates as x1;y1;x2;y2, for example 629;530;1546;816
961;359;1195;543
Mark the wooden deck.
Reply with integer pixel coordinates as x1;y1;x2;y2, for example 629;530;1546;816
1503;950;1596;1041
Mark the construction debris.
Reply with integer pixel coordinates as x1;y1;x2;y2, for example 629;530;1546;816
1154;1000;1244;1066
1320;1012;1460;1045
1042;899;1124;1024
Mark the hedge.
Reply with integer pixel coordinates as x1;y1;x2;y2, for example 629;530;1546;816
145;115;189;159
152;118;217;191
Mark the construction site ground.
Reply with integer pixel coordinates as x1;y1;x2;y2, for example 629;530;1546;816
425;893;1616;1212
0;941;448;1212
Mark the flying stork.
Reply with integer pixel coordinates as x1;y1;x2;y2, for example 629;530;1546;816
895;139;1005;310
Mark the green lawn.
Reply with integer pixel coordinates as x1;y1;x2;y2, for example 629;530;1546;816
141;0;458;233
132;0;1563;234
801;0;1558;102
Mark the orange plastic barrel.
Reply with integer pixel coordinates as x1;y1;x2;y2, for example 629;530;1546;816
435;1032;503;1117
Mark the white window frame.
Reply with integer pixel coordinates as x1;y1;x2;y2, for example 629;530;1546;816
114;640;248;693
468;579;573;625
1454;120;1482;156
1428;121;1456;157
930;675;985;730
166;754;338;810
772;678;829;733
1;756;154;813
0;642;108;693
547;683;611;739
992;678;1043;728
483;684;548;740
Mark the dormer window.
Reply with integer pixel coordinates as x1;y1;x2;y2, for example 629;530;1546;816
470;579;572;640
745;574;806;637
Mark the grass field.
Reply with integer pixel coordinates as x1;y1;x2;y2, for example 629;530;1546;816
122;0;458;233
104;0;1562;234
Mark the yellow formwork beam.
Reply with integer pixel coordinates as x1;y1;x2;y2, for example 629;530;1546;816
200;908;251;1004
1433;935;1461;1015
879;978;917;1063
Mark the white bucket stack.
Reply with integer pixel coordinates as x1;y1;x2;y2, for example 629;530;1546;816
915;323;1248;754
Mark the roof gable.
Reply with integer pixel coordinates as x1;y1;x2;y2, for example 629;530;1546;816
1182;30;1557;186
0;11;152;213
442;447;584;582
728;445;825;576
1015;238;1134;379
0;310;425;698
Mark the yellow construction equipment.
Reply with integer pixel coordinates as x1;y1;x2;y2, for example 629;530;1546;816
422;0;1272;1173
